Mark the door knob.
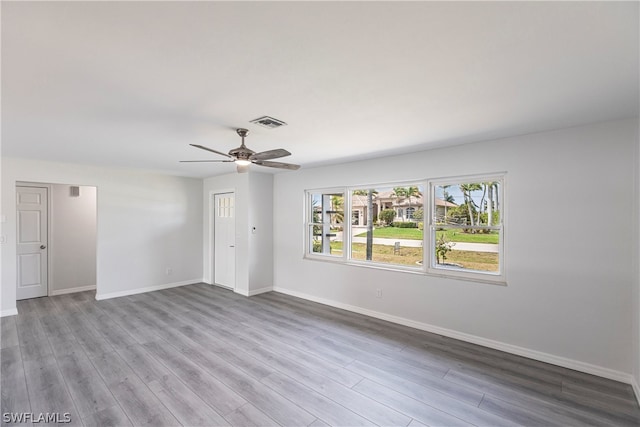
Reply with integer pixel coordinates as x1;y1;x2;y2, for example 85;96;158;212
229;245;235;248
40;245;46;249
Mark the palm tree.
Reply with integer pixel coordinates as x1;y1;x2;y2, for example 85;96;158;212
353;189;378;260
476;184;488;226
405;186;421;221
442;185;452;222
485;181;499;226
459;183;482;227
392;187;422;221
392;187;408;199
330;195;344;224
391;187;405;221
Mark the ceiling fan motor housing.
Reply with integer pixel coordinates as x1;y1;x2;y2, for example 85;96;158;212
229;128;254;160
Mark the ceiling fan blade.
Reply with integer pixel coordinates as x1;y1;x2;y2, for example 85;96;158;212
179;160;234;163
237;164;250;173
189;144;233;159
249;148;291;161
254;160;300;170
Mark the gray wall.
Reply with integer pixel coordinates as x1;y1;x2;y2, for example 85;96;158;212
273;118;638;381
50;184;97;293
2;159;204;309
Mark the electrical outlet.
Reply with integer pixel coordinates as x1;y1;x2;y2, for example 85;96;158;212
375;289;382;298
165;268;173;276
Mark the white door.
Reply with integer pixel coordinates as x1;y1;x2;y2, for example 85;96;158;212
214;192;236;289
16;186;48;300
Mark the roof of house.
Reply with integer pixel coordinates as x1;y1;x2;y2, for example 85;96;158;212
351;193;456;208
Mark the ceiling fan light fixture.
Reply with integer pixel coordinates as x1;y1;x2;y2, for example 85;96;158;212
184;128;300;172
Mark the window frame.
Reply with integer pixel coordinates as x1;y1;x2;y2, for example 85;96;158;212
427;173;505;284
305;188;346;259
345;184;425;272
303;173;506;285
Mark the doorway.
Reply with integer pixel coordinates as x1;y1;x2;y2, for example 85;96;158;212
16;183;97;300
214;192;236;289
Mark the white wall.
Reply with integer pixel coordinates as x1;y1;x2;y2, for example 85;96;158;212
202;171;273;296
1;157;203;312
50;184;97;293
273;118;638;379
248;172;273;294
634;117;640;399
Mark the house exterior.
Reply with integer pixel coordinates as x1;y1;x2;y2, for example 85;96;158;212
351;191;456;226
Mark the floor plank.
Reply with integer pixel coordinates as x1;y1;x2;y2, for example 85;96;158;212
261;372;374;427
0;346;31;426
3;284;637;427
22;356;82;426
0;316;19;349
90;351;180;426
56;351;118;418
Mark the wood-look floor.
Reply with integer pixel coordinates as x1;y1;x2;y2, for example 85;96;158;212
1;284;638;427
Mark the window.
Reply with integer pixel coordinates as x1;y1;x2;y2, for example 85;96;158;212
351;210;360;226
305;174;505;284
406;207;415;220
429;175;504;281
307;190;344;257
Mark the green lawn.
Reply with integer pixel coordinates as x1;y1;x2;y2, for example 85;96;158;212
436;229;499;244
356;227;423;240
324;241;497;271
355;227;499;244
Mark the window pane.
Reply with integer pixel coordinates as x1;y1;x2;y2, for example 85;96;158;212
310;225;344;255
351;185;423;267
308;191;344;257
431;178;503;276
432;227;500;273
434;182;500;226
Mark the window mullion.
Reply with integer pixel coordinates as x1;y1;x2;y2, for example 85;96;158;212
344;189;351;261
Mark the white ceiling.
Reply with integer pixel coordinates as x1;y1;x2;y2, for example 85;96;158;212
2;1;638;178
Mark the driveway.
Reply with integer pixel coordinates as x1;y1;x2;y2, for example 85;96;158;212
349;236;499;253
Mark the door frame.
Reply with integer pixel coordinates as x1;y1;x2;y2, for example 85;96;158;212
16;182;52;299
208;188;236;290
15;181;99;299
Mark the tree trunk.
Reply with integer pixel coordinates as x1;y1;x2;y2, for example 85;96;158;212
464;191;475;227
477;185;487;225
366;190;374;260
487;185;493;226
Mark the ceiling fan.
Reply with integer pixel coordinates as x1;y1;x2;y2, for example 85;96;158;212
181;128;300;173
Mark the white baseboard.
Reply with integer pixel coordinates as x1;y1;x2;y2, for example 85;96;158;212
247;286;273;296
273;286;635;386
95;279;202;301
207;283;234;291
0;308;18;317
50;285;96;296
231;286;273;297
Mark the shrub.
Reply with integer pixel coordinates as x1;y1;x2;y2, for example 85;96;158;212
379;209;396;226
412;208;424;221
435;234;455;264
392;222;418;228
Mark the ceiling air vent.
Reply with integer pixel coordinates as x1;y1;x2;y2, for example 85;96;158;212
250;116;287;129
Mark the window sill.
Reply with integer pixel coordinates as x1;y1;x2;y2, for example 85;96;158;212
303;254;507;286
